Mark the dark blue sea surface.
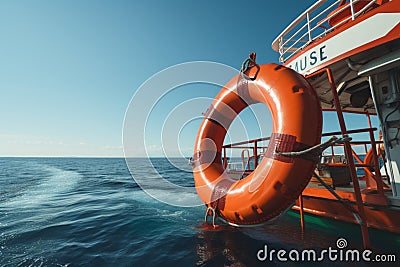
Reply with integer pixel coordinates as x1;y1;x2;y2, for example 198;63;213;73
1;157;399;266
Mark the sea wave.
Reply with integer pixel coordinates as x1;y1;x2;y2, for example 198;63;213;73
1;164;82;209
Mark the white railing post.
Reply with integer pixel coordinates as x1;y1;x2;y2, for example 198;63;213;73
273;0;360;62
307;11;312;42
350;0;355;20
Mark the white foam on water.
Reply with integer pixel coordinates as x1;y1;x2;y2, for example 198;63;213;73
2;165;82;209
129;186;202;207
128;189;200;224
150;188;201;207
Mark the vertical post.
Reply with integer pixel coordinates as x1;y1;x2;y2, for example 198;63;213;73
326;68;370;249
366;112;372;129
350;0;355;20
366;112;385;194
306;12;312;42
299;194;305;232
223;147;227;169
253;141;258;169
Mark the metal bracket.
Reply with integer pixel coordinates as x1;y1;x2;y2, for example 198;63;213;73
204;206;216;227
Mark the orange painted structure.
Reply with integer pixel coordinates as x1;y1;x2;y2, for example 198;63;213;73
193;0;400;249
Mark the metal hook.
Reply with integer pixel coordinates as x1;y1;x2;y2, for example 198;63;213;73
240;53;260;81
204;206;216;227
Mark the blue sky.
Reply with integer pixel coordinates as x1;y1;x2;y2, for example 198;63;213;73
0;0;378;157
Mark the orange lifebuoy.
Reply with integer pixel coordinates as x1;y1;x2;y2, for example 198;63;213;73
193;63;322;225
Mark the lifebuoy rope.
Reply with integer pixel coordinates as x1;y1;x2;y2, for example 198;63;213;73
276;135;352;161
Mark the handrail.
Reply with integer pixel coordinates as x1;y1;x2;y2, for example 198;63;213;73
223;136;270;148
223;127;377;149
272;0;329;52
271;0;378;62
321;127;376;136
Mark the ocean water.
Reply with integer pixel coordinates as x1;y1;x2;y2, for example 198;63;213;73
0;157;399;266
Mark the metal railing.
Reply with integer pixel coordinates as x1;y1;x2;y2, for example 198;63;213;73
222;137;270;171
271;0;379;62
223;127;382;174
